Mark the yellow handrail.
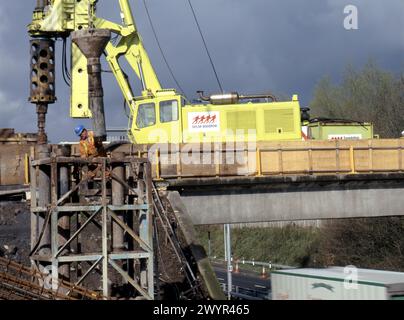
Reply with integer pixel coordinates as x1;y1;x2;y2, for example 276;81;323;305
349;146;356;174
256;148;262;176
24;153;30;185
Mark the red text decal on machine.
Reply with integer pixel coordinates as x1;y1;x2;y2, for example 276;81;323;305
188;112;220;132
328;134;362;140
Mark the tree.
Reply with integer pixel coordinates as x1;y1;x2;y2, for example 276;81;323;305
310;217;404;271
310;62;404;138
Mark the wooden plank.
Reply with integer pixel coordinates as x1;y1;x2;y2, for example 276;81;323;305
0;187;29;196
128;139;404;178
312;149;339;172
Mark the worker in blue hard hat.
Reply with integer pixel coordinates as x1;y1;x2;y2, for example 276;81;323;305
74;124;85;137
74;125;98;158
74;125;108;183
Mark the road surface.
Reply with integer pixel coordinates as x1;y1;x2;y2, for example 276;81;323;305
212;263;271;300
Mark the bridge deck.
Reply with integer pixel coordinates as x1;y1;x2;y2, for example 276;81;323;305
3;140;404;224
2;139;403;187
164;172;404;225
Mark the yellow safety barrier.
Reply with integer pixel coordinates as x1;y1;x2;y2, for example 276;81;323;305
155;149;161;180
110;139;404;180
256;148;262;176
349;145;356;174
24;153;30;185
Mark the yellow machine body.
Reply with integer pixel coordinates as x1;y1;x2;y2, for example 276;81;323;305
130;93;302;144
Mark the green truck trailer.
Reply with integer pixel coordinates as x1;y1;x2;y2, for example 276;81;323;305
304;119;376;140
272;267;404;300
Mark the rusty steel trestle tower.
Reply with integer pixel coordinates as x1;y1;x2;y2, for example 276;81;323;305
29;149;154;299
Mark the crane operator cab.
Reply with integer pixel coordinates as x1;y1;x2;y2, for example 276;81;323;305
130;91;183;144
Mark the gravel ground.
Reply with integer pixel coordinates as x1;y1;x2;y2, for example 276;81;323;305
0;201;31;265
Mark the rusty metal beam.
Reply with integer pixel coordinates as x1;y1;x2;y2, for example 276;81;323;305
108;259;152;300
112;152;125;251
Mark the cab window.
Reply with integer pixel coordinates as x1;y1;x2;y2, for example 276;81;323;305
136;103;156;128
160;100;179;123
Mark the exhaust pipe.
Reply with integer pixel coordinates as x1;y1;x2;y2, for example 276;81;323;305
197;91;277;105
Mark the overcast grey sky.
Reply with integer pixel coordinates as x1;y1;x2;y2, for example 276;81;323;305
0;0;403;142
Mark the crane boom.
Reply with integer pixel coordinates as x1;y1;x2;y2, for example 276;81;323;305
28;0;302;147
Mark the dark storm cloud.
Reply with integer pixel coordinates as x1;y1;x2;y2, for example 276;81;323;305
0;0;402;142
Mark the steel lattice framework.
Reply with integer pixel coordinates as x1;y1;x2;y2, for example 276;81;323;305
29;148;154;299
